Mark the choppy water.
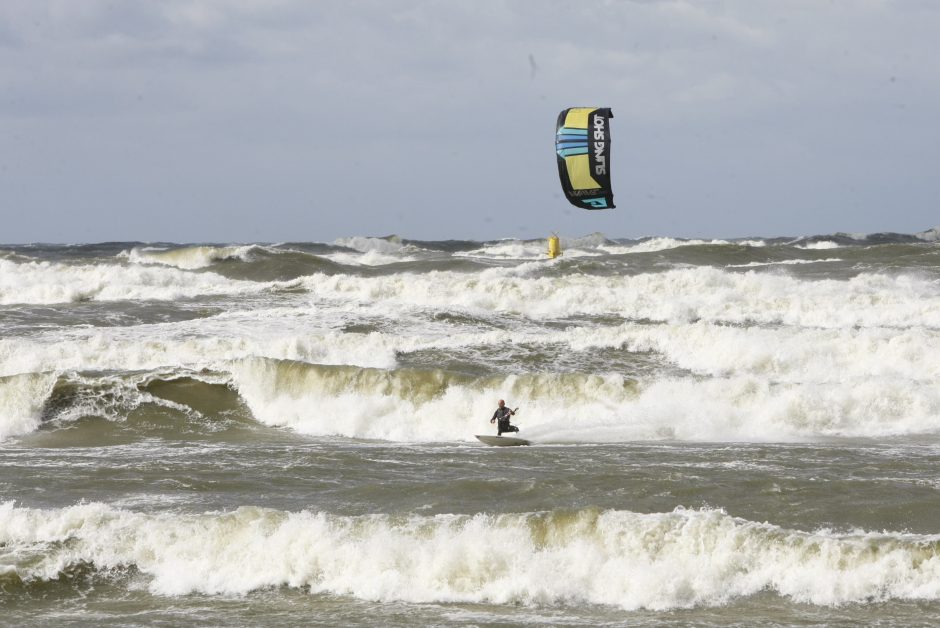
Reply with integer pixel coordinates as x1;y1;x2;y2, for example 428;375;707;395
2;229;940;626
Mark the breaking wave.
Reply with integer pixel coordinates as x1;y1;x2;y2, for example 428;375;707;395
3;310;940;442
606;237;767;255
297;267;940;328
0;372;57;440
324;235;425;265
6;355;939;443
3;502;940;609
226;358;940;442
0;369;244;441
0;257;273;305
121;245;261;269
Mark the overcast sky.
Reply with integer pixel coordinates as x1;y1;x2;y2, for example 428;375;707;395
1;0;938;243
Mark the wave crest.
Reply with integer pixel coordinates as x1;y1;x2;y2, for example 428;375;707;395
0;258;269;305
3;502;940;609
0;372;57;440
121;245;260;269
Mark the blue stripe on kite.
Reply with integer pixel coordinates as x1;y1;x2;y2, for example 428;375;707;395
556;146;588;154
556;140;588;147
556;147;589;157
557;127;588;136
556;136;588;143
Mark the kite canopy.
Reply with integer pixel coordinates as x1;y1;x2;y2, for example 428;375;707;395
555;107;615;210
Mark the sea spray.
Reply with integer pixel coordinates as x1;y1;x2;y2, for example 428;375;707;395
0;372;57;440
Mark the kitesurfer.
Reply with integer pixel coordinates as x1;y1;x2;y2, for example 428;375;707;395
490;399;519;436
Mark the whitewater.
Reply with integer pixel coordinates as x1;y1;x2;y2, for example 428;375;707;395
2;230;940;625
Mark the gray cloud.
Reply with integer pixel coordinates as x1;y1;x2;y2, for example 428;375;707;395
1;0;938;242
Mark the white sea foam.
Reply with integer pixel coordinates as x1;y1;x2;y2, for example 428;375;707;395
797;241;842;250
918;227;940;242
3;305;940;442
0;258;271;305
0;372;57;440
454;240;562;260
297;267;940;328
608;238;724;254
3;254;939;442
534;375;940;442
565;322;940;382
224;360;622;441
321;250;419;266
6;304;937;385
0;309;407;378
225;358;940;442
4;254;937;327
599;238;768;255
333;236;408;254
321;236;426;265
454;235;615;260
726;258;842;268
3;502;940;609
121;245;259;269
50;371;204;426
3;348;939;443
0;368;218;441
563;232;611;248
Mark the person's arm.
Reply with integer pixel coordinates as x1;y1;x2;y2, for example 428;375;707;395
490;409;497;423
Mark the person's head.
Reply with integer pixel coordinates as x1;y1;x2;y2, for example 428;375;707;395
498;399;505;407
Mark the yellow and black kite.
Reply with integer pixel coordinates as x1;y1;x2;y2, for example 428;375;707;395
555;107;614;210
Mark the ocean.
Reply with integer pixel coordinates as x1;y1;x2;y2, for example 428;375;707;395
2;230;940;626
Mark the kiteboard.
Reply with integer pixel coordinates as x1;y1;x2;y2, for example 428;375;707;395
475;435;531;447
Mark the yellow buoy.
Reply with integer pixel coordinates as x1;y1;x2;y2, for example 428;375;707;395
547;234;562;259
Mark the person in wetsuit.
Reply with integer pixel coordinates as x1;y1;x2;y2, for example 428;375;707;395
490;399;519;436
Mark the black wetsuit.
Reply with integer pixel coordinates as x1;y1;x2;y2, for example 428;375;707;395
492;406;518;436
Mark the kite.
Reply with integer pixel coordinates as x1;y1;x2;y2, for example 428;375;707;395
555;107;615;210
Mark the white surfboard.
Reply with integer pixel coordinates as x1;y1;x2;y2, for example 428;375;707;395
475;435;531;447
